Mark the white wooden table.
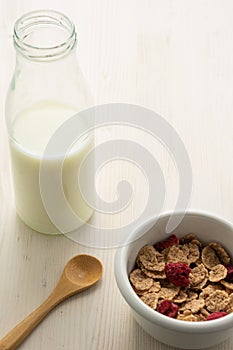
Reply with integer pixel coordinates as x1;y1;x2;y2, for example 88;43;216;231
1;1;233;349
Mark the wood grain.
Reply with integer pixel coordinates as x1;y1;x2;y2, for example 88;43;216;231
1;1;233;349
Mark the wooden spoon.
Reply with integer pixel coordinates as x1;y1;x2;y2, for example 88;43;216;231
0;254;103;350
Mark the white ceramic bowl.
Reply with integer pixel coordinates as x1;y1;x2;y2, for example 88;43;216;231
115;210;233;349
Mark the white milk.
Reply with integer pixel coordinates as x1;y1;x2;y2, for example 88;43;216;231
9;101;94;234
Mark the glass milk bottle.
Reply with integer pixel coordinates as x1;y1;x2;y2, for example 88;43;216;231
5;10;94;234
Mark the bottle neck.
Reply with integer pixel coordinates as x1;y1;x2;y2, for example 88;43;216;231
8;10;92;124
13;10;77;62
15;46;78;70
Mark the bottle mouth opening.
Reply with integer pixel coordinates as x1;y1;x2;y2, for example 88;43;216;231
13;9;77;61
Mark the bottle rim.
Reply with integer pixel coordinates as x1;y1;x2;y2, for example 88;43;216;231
13;9;77;61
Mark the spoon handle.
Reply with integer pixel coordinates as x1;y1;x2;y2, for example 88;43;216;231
0;286;69;350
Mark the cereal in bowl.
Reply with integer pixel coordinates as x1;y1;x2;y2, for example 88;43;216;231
129;233;233;321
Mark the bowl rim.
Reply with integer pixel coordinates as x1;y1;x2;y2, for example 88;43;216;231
114;209;233;334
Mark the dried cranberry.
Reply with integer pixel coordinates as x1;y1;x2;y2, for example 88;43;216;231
225;265;233;283
157;300;178;318
154;234;179;252
206;312;228;321
165;262;191;287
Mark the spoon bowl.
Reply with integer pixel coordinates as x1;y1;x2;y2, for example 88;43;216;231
0;254;103;350
64;254;103;287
